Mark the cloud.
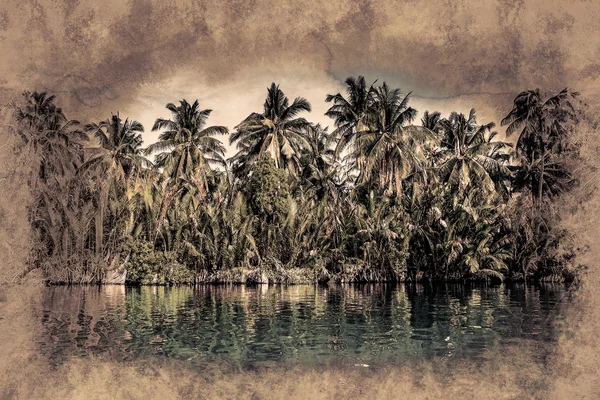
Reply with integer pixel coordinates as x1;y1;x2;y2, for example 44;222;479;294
0;0;598;136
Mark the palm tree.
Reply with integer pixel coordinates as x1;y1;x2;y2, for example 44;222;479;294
147;99;228;190
302;124;335;174
83;114;150;180
146;100;228;236
125;168;162;240
327;79;429;197
12;91;71;137
11;91;86;188
443;189;512;281
10;91;95;279
421;110;443;134
352;83;424;197
325;76;375;157
510;155;574;199
436;109;512;196
501;88;578;202
230;83;311;178
82;114;149;258
299;124;340;201
352;195;409;280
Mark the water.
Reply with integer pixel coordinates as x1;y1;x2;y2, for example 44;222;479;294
36;283;570;369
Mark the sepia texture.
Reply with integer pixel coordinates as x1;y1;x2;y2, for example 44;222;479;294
1;0;600;399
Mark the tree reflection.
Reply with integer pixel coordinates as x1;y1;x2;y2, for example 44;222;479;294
37;283;568;368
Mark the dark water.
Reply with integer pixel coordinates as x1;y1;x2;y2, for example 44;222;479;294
37;283;570;368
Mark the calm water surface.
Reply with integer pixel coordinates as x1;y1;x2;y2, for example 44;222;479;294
37;283;570;368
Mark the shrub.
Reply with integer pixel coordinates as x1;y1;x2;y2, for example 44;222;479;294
121;239;194;285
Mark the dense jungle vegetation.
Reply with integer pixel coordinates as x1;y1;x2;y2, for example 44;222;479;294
4;77;584;284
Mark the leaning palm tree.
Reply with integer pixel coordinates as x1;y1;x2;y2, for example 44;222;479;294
501;88;578;203
229;83;311;177
437;109;512;196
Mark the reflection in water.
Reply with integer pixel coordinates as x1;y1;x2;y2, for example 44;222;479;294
37;283;569;368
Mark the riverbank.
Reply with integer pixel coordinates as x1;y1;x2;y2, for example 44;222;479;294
33;264;578;286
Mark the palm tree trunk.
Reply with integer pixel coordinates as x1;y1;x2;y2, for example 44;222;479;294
154;185;182;241
95;182;111;259
379;159;386;188
538;151;545;209
127;209;135;235
537;122;546;211
95;205;103;258
395;167;402;199
155;191;172;238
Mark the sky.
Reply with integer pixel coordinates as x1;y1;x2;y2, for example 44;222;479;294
0;0;599;157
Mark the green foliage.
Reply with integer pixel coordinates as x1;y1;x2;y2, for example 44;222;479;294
122;240;163;284
244;155;291;223
122;239;193;285
8;82;586;284
164;253;195;284
230;83;311;178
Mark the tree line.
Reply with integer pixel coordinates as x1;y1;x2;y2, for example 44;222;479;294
5;77;583;284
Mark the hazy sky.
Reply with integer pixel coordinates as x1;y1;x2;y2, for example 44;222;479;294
1;0;599;156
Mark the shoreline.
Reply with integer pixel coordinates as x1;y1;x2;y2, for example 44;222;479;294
6;265;578;286
34;276;577;286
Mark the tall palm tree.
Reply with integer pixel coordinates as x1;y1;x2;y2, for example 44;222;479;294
11;91;86;188
352;83;423;197
299;124;340;201
83;114;149;180
501;88;578;202
325;76;375;157
147;99;228;186
435;110;512;198
145;99;228;237
82;114;149;258
230;83;311;177
10;91;93;278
